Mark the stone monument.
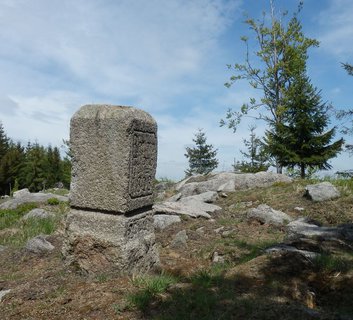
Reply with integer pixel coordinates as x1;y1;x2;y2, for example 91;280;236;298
62;105;159;275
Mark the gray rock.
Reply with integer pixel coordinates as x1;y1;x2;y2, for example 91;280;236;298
23;208;54;220
153;214;181;230
13;188;30;199
265;244;318;259
0;289;11;302
0;245;7;252
304;182;340;202
247;204;293;226
286;217;339;240
212;251;225;263
0;192;68;210
25;235;55;253
153;193;221;219
175;171;292;197
170;230;188;249
70;105;157;213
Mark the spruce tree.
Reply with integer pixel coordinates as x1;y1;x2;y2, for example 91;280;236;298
233;126;269;173
184;129;218;177
265;75;344;178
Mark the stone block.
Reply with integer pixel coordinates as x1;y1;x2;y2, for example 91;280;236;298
70;105;157;213
62;209;160;275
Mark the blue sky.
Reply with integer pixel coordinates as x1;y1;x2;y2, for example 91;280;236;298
0;0;352;180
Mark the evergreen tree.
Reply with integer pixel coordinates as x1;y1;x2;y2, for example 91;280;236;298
220;1;319;173
21;142;48;192
0;142;25;195
233;126;270;173
265;75;344;178
184;129;218;177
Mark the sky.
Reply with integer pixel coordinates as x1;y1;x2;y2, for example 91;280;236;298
0;0;352;181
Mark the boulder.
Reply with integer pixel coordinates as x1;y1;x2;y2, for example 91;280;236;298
0;245;6;252
25;235;55;253
247;204;293;226
153;214;181;230
176;171;292;197
22;208;54;220
304;182;340;202
170;230;188;249
0;192;68;210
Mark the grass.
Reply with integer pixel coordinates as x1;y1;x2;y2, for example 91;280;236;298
44;188;69;196
127;273;178;312
0;203;60;247
313;253;352;273
0;203;38;230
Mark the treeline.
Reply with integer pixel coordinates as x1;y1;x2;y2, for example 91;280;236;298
0;123;71;195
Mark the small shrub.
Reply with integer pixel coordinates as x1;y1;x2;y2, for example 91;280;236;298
47;198;60;206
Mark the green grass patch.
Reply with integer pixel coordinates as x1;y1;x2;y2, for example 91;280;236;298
0;203;38;230
44;188;69;196
47;198;60;206
127;273;178;312
0;204;59;247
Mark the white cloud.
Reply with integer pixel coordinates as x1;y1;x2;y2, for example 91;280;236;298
317;0;353;58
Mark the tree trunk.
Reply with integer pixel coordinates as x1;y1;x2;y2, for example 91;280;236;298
300;163;305;179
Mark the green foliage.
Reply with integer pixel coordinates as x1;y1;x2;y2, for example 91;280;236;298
233;126;270;173
265;75;344;178
184;129;219;177
221;2;319;173
47;198;60;206
0;122;71;194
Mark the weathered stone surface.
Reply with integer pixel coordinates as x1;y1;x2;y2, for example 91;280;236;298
170;230;188;249
62;209;159;275
304;182;340;202
153;214;181;230
0;192;68;210
286;218;339;240
0;289;11;302
23;208;54;220
70;105;157;213
13;188;30;199
153;197;221;219
25;235;55;253
247;204;293;226
175;171;292;197
265;244;318;259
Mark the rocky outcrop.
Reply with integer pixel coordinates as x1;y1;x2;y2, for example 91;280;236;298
0;189;68;210
153;192;221;219
247;204;293;226
304;182;340;202
175;172;292;197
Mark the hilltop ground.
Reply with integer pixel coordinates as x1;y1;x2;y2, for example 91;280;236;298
0;179;353;320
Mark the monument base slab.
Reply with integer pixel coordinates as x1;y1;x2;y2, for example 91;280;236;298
62;209;160;275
